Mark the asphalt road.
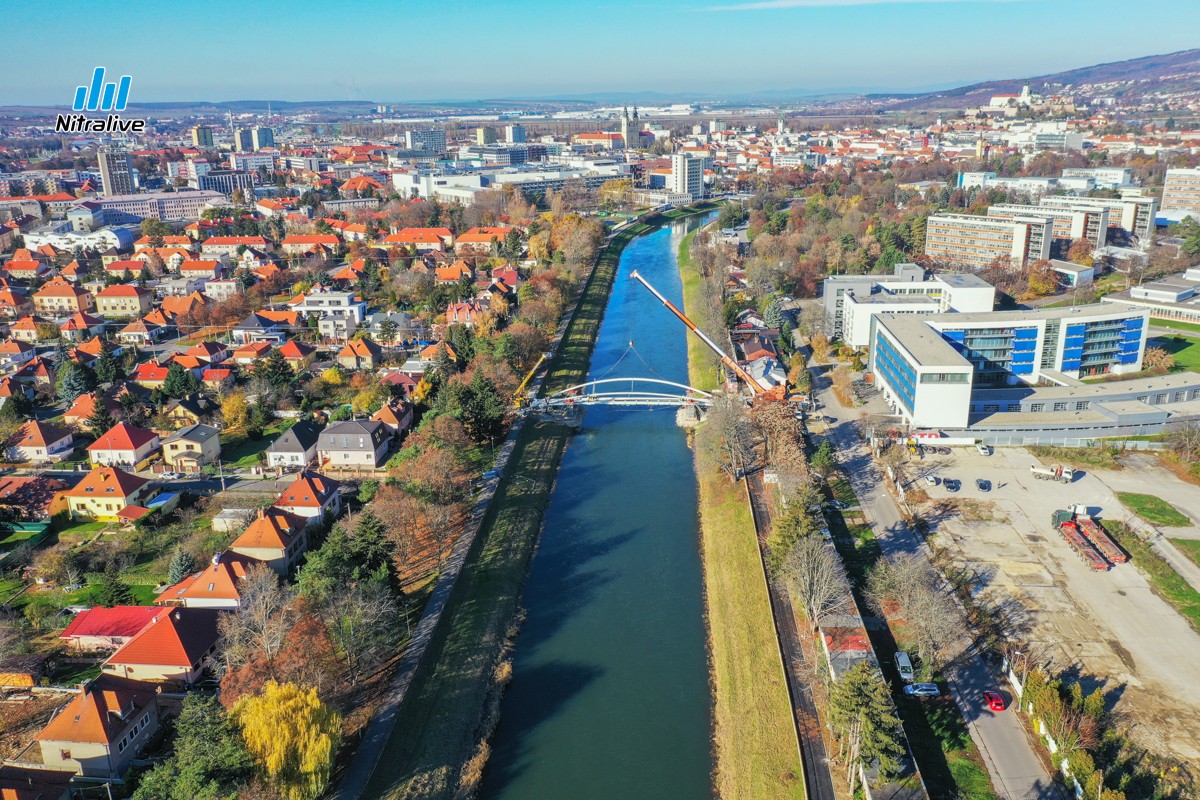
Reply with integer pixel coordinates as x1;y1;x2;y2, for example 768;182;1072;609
812;369;1063;800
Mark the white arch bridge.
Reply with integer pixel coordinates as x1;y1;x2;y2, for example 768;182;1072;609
531;377;714;409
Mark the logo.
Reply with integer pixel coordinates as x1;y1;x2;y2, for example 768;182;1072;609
56;66;146;134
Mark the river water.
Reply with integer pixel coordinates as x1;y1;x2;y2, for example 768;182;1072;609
480;215;715;800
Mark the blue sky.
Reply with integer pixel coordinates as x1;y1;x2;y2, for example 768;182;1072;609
8;0;1200;103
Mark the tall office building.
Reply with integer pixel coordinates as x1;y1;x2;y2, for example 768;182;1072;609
232;128;254;152
405;128;447;153
505;124;527;144
190;125;214;148
475;127;498;145
668;152;704;200
1162;167;1200;217
97;145;135;196
250;126;275;151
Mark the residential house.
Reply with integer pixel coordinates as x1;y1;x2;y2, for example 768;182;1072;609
230;340;273;364
278;339;316;369
316;420;391;468
202;279;242;302
63;391;121;431
274;470;341;525
365;310;421;344
116;318;164;346
87;423;160;469
163;394;217;429
62;467;153;521
157;551;258;609
60;312;107;342
8;316;47;343
231;311;295;344
101;608;221;685
13;356;54;387
265;420;322;470
184;340;228;364
0;475;68;520
370;401;414;439
288;286;366;341
32;278;95;316
95;285;152;319
200;235;269;259
5;421;74;463
160;291;208;319
384;226;453;252
446;299;486;327
229;507;309;575
59;606;161;653
337;337;383;370
201;368;234;391
161;424;220;472
281;234;339;257
455;226;514;256
130;360;169;390
0;339;35;370
133;235;193;252
179;260;223;281
435;260;474;285
32;681;161;777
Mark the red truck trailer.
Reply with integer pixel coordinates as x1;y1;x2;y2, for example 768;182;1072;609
1070;506;1129;565
1052;510;1111;571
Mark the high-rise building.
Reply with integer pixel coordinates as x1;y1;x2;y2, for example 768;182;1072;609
1162;167;1200;217
405;129;447;153
475;127;498;145
1038;195;1158;243
250;126;275;151
190;125;214;148
668;152;704;200
97;145;135;196
232;128;254;152
195;169;256;197
505;124;527;144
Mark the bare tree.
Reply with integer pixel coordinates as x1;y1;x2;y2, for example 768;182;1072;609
326;582;400;684
781;535;850;626
0;611;26;661
218;563;293;671
1167;419;1200;462
866;555;963;670
697;394;753;480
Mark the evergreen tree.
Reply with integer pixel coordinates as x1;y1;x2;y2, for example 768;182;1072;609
0;392;32;423
132;695;254;800
829;661;904;792
93;565;134;607
247;396;276;439
93;339;121;385
162;362;199;398
763;299;784;329
254;349;294;391
55;359;91;403
86;397;117;437
138;264;151;286
168;549;198;585
121;268;134;283
433;342;456;378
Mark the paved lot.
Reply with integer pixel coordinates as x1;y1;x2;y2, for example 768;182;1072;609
915;446;1200;760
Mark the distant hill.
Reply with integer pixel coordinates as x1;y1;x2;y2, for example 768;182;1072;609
875;48;1200;111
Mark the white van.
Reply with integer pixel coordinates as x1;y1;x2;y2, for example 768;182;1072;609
895;651;915;683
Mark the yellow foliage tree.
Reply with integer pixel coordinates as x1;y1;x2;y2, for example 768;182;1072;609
320;366;346;387
233;681;341;800
221;393;250;431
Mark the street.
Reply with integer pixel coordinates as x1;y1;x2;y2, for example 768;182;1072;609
812;367;1063;800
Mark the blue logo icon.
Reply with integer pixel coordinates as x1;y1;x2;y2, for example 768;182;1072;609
72;67;132;112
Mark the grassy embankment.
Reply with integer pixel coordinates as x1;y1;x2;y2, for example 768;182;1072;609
679;224;805;800
363;208;711;800
1116;492;1192;527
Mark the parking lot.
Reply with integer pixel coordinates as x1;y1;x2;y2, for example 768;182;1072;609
910;445;1200;760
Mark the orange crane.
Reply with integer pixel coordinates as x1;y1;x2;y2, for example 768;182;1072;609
629;269;771;397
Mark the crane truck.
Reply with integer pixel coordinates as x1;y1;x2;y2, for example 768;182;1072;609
1030;464;1075;483
628;269;785;401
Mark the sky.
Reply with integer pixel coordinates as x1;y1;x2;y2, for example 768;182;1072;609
7;0;1200;104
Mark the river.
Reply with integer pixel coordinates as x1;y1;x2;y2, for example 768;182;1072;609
480;214;716;800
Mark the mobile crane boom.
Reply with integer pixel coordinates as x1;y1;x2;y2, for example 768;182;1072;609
628;269;764;394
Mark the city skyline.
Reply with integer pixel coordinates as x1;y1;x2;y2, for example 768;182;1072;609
8;0;1200;104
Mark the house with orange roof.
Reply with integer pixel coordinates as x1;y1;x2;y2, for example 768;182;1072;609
251;262;283;282
31;680;161;777
59;606;161;654
1;258;50;282
75;336;118;362
62;467;153;521
116;318;163;346
370;400;414;438
446;299;486;327
5;421;74;463
230;340;274;364
184;340;228;364
87;423;160;469
101;608;221;685
63;391;121;431
337;337;383;370
102;260;143;279
95;285;152;319
130;360;170;389
278;339;316;367
419;341;457;362
281;233;339;257
0;339;35;370
330;259;366;284
0;475;68;521
160;291;208;319
133;235;192;251
0;285;33;318
178;259;223;280
33;278;95;316
201;367;235;391
13;356;55;387
384;227;453;251
229;506;309;575
200;235;270;258
340;174;384;197
157;551;260;609
274;470;341;526
454;226;515;255
60;312;107;342
435;260;474;285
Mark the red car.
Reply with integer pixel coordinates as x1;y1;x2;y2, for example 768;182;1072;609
984;691;1006;712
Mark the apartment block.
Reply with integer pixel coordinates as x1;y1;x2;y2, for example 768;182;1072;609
1038;195;1157;242
987;202;1107;254
924;213;1052;269
1162;167;1200;216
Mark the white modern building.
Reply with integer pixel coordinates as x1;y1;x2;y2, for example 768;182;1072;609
668;152;705;201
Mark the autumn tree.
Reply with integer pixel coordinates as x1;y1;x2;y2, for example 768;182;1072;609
1023;260;1059;299
696;394;753;480
809;332;831;362
221;392;250;430
1141;345;1175;372
1067;238;1095;266
232;681;342;800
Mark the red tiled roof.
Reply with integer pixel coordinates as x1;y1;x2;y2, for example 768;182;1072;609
106;608;221;667
60;606;160;643
87;423;157;453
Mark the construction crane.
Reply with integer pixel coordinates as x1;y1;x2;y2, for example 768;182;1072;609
513;352;549;407
628;269;767;396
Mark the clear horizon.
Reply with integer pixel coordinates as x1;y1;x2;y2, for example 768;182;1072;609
7;0;1200;105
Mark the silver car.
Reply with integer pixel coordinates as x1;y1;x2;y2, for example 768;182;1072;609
903;682;941;697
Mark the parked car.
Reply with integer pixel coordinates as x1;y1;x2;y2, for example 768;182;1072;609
976;478;991;492
923;475;940;487
984;691;1006;711
825;498;850;510
944;479;961;492
160;472;180;480
976;443;992;456
904;682;941;697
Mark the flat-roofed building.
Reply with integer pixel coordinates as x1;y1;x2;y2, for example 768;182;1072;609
1038;194;1158;242
925;213;1052;269
1162;167;1200;217
988;202;1107;254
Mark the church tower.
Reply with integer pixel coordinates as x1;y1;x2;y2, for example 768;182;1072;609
620;105;636;149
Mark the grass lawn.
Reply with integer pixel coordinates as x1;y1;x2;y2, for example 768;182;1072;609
678;228;722;392
1150;318;1200;335
1116;492;1192;527
220;420;295;468
1171;538;1200;569
1154;334;1200;373
0;528;46;553
129;584;160;604
1107;522;1200;634
829;476;859;508
695;458;805;800
1028;444;1123;470
0;576;25;604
